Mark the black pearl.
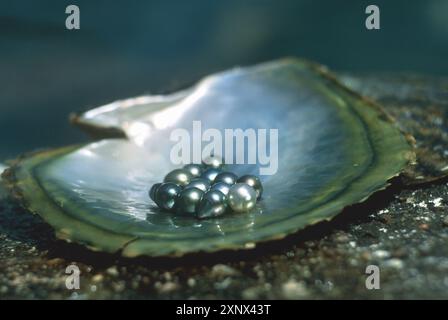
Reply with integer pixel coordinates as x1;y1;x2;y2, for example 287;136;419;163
210;182;231;196
154;182;182;211
163;169;193;186
197;190;228;219
176;187;205;215
185;178;211;192
237;175;263;199
228;183;257;212
214;172;238;185
149;182;162;201
201;168;222;183
202;155;224;169
183;164;203;178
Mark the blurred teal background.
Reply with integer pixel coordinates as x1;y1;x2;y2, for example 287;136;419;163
1;0;447;159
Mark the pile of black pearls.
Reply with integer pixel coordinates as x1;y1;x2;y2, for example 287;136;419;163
148;157;263;219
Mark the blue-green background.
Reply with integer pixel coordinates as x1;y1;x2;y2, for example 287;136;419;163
1;0;447;160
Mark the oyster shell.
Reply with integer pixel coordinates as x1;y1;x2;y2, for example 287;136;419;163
2;59;413;257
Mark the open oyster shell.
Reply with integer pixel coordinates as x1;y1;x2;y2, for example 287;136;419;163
2;59;413;257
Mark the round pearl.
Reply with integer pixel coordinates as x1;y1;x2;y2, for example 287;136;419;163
202;155;223;169
228;183;257;213
176;187;205;215
163;169;193;186
185;178;211;192
197;190;228;219
201;168;221;183
154;182;182;211
149;182;162;201
237;175;263;199
183;164;203;178
214;172;238;185
210;182;231;196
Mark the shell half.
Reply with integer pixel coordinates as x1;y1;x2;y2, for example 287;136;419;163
3;59;413;257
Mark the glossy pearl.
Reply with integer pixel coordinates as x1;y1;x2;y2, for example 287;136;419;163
163;169;193;186
214;172;238;185
201;168;221;183
237;175;263;199
183;164;203;178
149;182;162;201
197;190;228;219
185;178;211;192
202;155;224;169
210;182;232;196
228;183;257;213
176;187;205;215
154;182;182;211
